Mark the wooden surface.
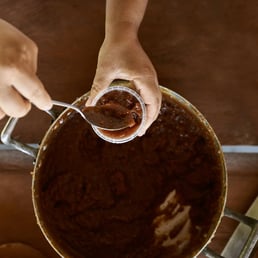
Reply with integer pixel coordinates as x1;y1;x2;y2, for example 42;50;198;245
0;0;257;257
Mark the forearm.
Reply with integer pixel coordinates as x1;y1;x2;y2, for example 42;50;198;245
105;0;149;39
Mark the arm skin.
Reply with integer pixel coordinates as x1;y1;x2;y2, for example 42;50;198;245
87;0;162;136
0;19;52;119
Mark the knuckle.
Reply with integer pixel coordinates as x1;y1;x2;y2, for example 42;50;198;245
16;40;38;66
22;38;38;52
28;39;38;55
29;87;44;100
1;39;38;69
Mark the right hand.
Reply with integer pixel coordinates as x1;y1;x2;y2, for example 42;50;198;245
0;19;52;120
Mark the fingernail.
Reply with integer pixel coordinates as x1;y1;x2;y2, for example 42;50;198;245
138;130;146;137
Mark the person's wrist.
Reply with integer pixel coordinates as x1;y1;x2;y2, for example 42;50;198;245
105;21;139;42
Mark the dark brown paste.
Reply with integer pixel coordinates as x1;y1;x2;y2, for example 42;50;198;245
37;92;224;258
81;103;136;130
95;89;143;139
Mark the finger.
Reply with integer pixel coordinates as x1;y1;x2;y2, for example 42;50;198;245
138;103;160;137
86;73;114;106
12;69;52;110
140;99;161;136
0;85;31;117
0;107;6;119
133;79;162;136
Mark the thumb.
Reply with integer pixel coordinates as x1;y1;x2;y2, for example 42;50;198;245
86;73;114;106
12;69;52;110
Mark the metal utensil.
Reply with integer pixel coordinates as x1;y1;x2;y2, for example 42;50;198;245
52;100;134;131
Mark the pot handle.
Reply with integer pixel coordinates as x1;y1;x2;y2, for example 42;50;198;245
1;109;58;159
202;207;258;258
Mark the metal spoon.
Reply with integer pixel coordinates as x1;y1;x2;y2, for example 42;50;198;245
52;100;135;131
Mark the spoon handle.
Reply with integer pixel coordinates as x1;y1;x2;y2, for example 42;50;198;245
51;100;86;120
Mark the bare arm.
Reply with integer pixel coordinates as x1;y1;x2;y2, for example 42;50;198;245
105;0;149;38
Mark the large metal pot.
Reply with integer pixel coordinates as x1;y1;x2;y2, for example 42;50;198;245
1;85;228;258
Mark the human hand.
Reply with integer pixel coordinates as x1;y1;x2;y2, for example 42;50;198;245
87;36;161;136
0;19;52;119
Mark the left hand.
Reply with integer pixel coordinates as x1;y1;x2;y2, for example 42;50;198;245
87;36;162;136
